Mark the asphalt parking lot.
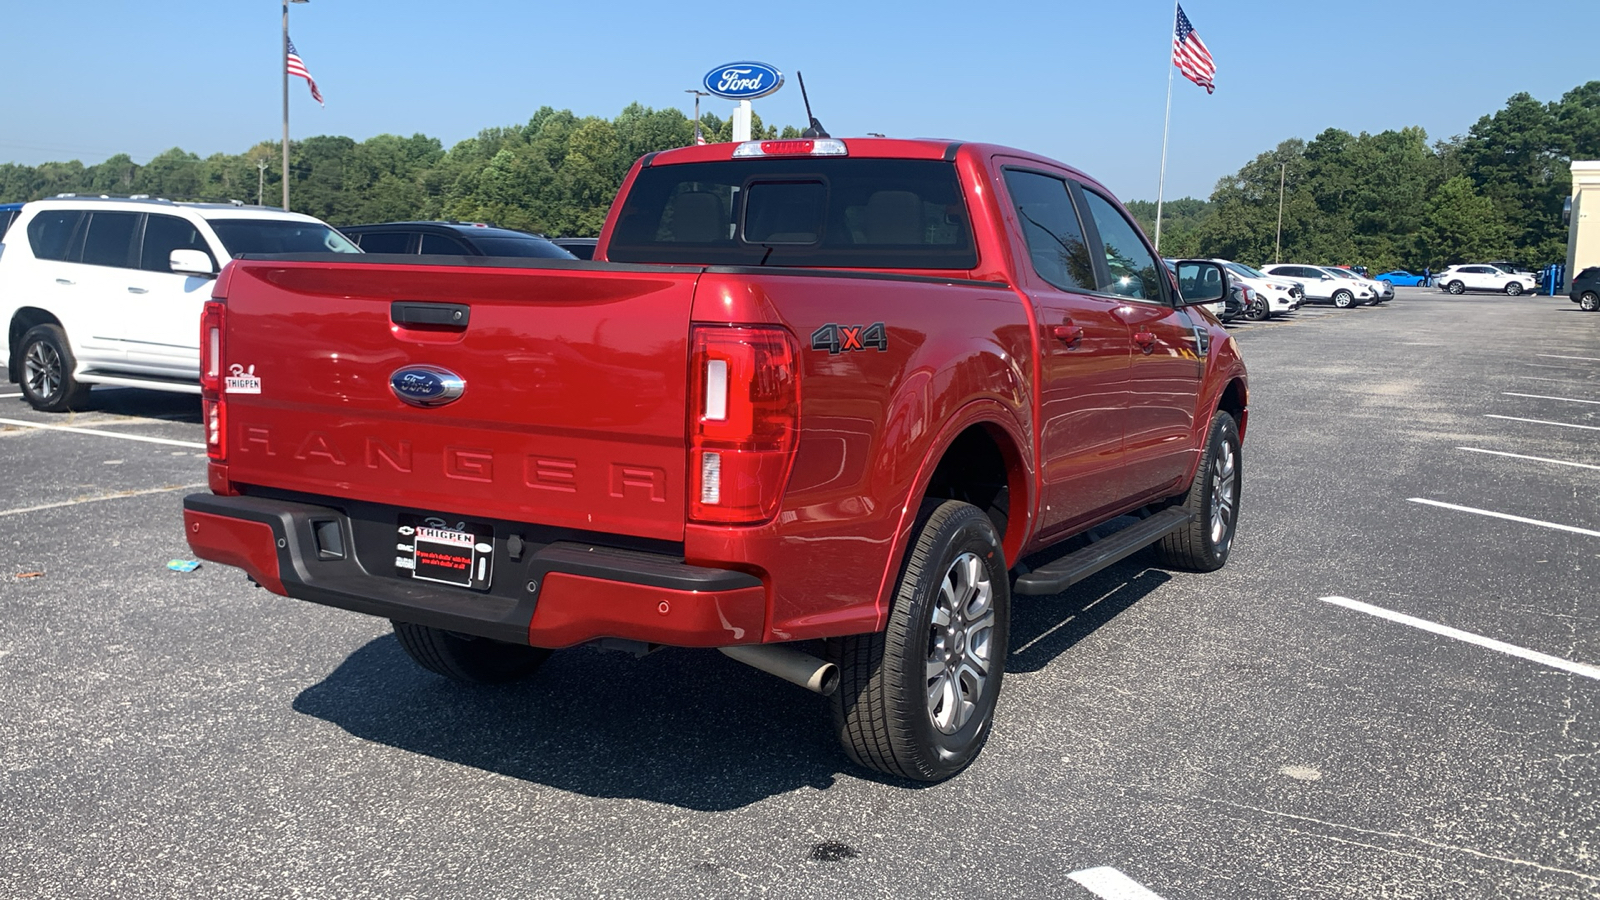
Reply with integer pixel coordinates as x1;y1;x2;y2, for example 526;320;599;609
1;286;1596;899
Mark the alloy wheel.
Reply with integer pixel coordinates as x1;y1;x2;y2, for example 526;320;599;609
1209;439;1237;550
925;551;996;735
23;341;62;402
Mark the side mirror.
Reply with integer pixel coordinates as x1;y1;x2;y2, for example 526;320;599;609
170;249;216;277
1174;260;1229;306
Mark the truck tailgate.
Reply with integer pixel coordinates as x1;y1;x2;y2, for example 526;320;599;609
217;259;697;542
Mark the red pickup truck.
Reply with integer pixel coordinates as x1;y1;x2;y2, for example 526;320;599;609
184;137;1246;781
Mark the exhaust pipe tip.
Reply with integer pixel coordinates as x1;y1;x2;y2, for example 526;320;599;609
719;644;839;696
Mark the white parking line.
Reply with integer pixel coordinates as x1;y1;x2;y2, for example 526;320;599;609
1321;597;1600;682
1068;867;1167;900
0;484;207;518
1408;498;1600;538
1458;447;1600;472
1484;414;1600;432
1502;392;1600;405
1538;354;1600;363
0;416;204;449
0;392;20;399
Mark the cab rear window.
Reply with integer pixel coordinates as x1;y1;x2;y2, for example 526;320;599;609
607;159;977;269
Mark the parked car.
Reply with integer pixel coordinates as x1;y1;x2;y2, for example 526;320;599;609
1374;269;1426;287
1326;265;1392;303
1435;264;1536;296
0;202;22;238
1214;260;1304;319
1260;264;1374;308
0;196;359;411
340;221;575;259
183;136;1248;782
551;237;598;259
1570;266;1600;311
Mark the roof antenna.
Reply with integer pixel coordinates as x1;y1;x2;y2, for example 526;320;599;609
796;71;829;139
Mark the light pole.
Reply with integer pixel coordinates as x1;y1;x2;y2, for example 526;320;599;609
1274;162;1287;264
685;89;710;145
282;0;308;211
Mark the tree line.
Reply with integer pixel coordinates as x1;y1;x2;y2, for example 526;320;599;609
0;105;798;237
1;82;1595;266
1132;82;1600;271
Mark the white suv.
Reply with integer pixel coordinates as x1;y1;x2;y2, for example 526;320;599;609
1259;264;1375;308
0;197;359;411
1214;260;1304;319
1436;264;1537;296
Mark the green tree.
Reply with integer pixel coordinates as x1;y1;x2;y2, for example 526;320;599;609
1420;176;1511;266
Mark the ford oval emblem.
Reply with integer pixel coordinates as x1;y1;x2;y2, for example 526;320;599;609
389;366;465;408
702;61;784;100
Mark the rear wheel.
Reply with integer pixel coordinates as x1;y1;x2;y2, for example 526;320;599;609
392;621;551;684
1156;411;1241;572
831;500;1010;781
1581;292;1600;312
1332;290;1354;308
18;325;91;412
1505;282;1524;296
1447;281;1465;295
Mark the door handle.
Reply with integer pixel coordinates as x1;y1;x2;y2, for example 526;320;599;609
127;287;148;294
1133;331;1157;353
55;278;74;286
1051;322;1084;347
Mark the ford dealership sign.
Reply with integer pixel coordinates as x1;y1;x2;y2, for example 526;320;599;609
702;62;784;100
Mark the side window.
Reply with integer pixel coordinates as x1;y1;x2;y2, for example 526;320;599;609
80;212;141;268
141;214;214;272
418;233;467;255
1079;190;1163;302
26;210;85;261
358;231;414;253
1002;169;1094;292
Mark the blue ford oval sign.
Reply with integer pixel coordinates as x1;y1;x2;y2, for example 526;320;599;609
390;366;466;408
702;62;784;100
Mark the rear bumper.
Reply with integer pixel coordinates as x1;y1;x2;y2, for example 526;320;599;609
183;493;767;649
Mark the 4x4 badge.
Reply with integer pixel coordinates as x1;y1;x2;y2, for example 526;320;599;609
811;322;888;354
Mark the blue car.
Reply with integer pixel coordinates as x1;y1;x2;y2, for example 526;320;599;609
1375;269;1426;287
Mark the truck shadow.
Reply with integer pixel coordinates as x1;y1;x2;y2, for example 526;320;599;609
292;636;859;811
1006;559;1171;674
292;556;1173;809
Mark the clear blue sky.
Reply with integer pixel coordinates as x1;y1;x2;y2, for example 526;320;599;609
3;0;1595;202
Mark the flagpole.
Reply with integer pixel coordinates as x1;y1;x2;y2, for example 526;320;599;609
1154;0;1178;254
281;0;291;211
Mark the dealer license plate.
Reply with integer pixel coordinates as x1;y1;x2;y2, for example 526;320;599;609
395;514;494;590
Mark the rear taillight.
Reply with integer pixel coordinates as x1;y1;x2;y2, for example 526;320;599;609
200;301;226;461
689;325;800;524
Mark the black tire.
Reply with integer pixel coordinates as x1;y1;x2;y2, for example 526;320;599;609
1155;411;1241;572
17;324;92;412
1244;295;1270;321
831;500;1010;782
1332;290;1354;309
1505;282;1523;296
1447;281;1465;295
1581;292;1600;312
391;621;551;684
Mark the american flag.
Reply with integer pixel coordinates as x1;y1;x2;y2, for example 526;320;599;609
286;38;324;106
694;120;707;146
1173;5;1216;95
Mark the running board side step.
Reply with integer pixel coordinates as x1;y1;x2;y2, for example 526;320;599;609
1012;507;1194;596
